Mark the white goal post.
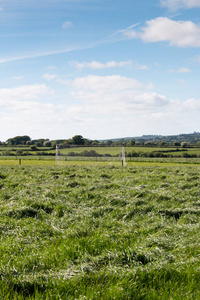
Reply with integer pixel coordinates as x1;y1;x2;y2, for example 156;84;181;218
122;146;126;166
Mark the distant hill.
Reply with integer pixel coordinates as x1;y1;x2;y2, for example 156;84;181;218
102;132;200;145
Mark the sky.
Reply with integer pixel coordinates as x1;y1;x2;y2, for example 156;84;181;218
1;0;200;141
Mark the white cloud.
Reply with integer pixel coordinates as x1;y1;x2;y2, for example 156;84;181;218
161;0;200;10
73;60;133;70
182;98;200;110
71;60;148;71
61;75;143;92
124;17;200;47
0;84;53;109
2;77;200;140
0;7;3;11
136;64;148;70
58;74;200;117
58;75;169;115
13;76;23;80
0;84;57;140
169;67;191;72
43;73;58;80
62;21;73;29
178;67;191;72
123;30;139;39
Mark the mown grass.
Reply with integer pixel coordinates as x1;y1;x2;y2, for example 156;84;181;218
50;146;175;155
49;146;200;156
0;164;200;299
2;157;200;167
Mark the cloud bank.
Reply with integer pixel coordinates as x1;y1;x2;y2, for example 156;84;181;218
59;75;200;115
1;76;200;140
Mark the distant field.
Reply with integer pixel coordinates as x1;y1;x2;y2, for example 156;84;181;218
39;146;200;158
2;156;200;166
1;145;200;156
53;146;175;155
2;157;200;166
0;164;200;299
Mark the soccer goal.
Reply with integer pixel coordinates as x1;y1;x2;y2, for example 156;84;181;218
55;145;67;165
122;146;126;166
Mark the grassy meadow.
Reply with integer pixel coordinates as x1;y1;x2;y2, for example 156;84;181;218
3;145;200;167
0;163;200;299
39;146;200;157
2;145;200;157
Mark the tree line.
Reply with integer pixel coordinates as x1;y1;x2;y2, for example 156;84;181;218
2;132;200;147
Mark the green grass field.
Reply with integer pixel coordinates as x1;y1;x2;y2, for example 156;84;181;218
51;146;176;155
0;164;200;299
2;146;200;166
2;156;200;167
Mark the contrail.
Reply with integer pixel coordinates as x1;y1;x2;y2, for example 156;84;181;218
0;45;94;64
101;23;141;41
0;23;141;64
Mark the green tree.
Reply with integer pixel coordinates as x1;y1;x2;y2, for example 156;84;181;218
105;140;113;146
2;150;11;156
16;150;23;156
128;140;135;146
174;141;181;147
181;142;187;148
30;145;38;151
92;140;99;146
43;141;52;147
7;135;31;145
72;135;84;145
36;142;42;147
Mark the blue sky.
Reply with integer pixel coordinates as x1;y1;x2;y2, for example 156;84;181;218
1;0;200;141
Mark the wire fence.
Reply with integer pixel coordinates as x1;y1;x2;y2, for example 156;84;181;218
1;155;200;165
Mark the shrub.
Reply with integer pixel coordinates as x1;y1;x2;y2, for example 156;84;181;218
30;145;38;151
